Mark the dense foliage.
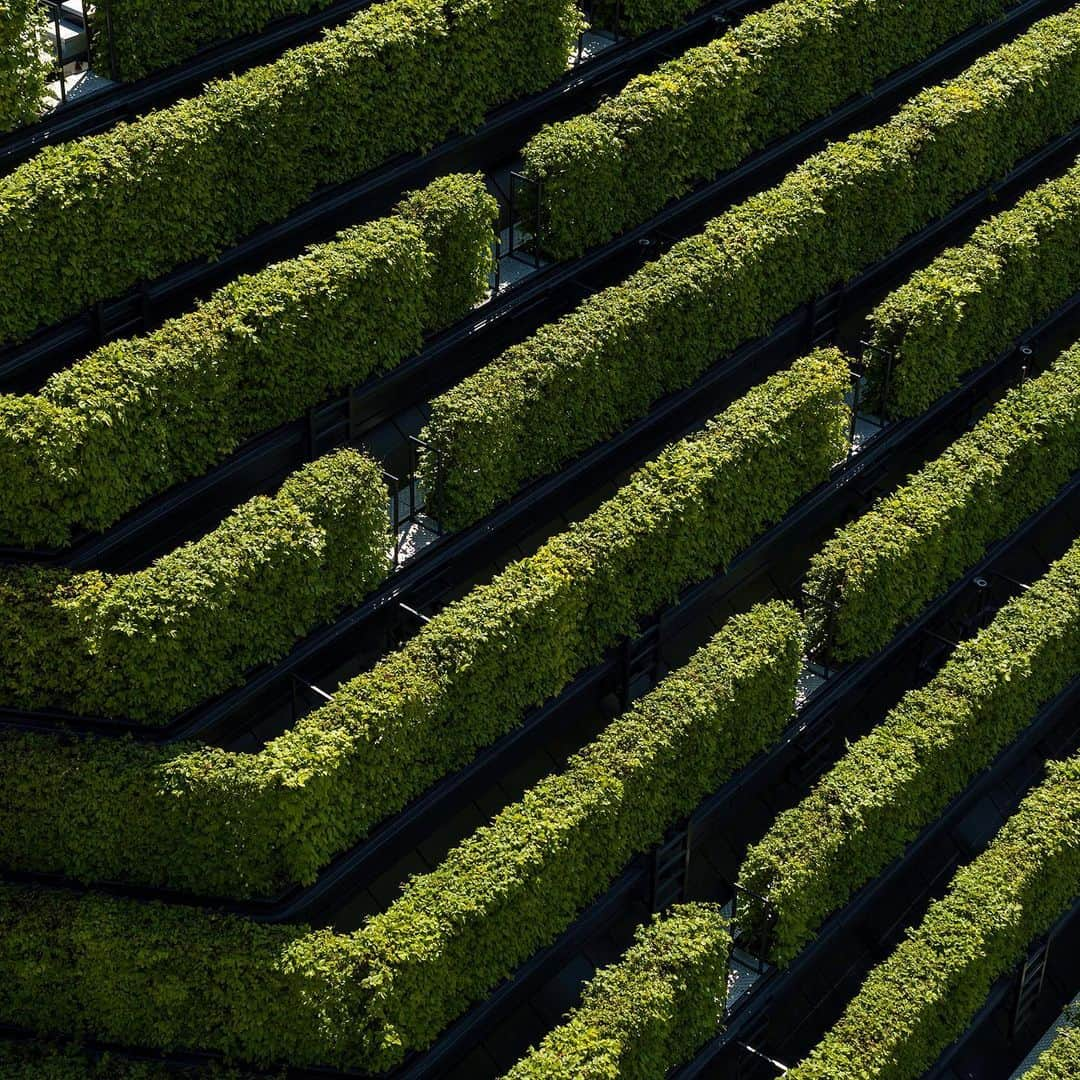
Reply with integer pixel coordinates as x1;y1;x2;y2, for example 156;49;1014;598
0;174;495;549
4;1;1079;1071
351;604;798;1067
0;0;49;133
737;535;1080;965
524;0;1004;258
504;904;731;1079
589;0;699;36
0;886;322;1065
0;608;793;1071
0;0;578;345
1023;1006;1080;1080
0;352;849;898
94;0;336;82
866;155;1080;417
421;8;1080;528
0;1039;270;1078
805;340;1080;662
786;754;1080;1080
0;450;390;723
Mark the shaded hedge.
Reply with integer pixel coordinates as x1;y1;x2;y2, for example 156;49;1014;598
805;339;1080;662
0;886;323;1066
0;0;48;134
786;753;1080;1080
421;8;1080;528
0;351;849;899
504;904;731;1079
93;0;337;82
737;535;1080;965
866;155;1080;417
0;173;495;549
0;1039;272;1078
1024;1006;1080;1080
353;604;799;1064
589;0;699;36
0;606;795;1071
525;0;1004;259
0;0;579;345
0;449;391;723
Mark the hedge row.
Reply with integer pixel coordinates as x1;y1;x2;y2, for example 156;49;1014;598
524;0;1005;259
0;0;579;345
15;738;1069;1080
590;0;699;36
786;753;1080;1080
0;449;391;724
737;534;1080;966
349;603;799;1068
0;886;324;1067
804;339;1080;663
420;8;1080;529
0;606;790;1070
0;0;48;134
0;173;495;550
92;0;337;83
1024;1005;1080;1080
0;1040;269;1078
94;0;692;85
504;904;731;1079
0;351;850;899
866;155;1080;417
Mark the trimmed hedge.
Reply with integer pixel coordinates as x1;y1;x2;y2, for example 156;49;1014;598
0;449;391;724
0;173;495;550
786;753;1080;1080
0;0;48;134
590;0;699;36
0;1040;270;1078
737;535;1080;966
0;351;849;899
0;0;579;345
0;886;330;1066
504;904;731;1079
0;606;789;1070
421;8;1080;529
867;155;1080;418
351;603;799;1067
804;339;1080;663
92;0;336;83
525;0;1005;259
1024;1006;1080;1080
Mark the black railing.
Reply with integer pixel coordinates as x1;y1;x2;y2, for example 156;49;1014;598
38;0;93;106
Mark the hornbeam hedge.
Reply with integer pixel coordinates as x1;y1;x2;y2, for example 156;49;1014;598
1024;1006;1080;1080
421;8;1080;529
0;351;849;899
804;339;1080;663
0;0;49;134
524;0;1005;258
0;449;390;723
93;0;337;82
866;155;1080;417
0;0;579;345
342;604;798;1067
737;535;1080;965
0;606;788;1070
786;753;1080;1080
0;173;495;550
504;904;731;1079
